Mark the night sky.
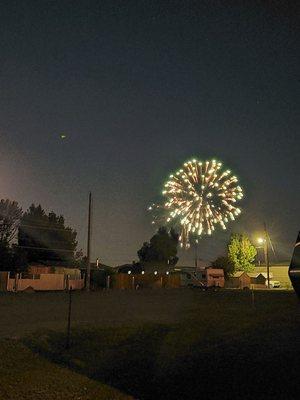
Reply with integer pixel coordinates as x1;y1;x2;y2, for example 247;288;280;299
1;1;299;265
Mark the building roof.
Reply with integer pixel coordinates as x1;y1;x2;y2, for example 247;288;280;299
207;269;224;276
258;272;273;279
232;271;248;278
248;272;260;278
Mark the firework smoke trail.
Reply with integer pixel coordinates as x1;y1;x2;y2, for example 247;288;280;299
149;158;244;248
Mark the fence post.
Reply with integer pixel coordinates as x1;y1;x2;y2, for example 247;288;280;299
66;288;73;349
14;273;19;292
6;271;10;291
66;274;70;291
251;287;255;308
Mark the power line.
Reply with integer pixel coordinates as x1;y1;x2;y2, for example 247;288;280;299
15;245;74;253
20;224;75;232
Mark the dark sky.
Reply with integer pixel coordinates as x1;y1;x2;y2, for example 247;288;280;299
1;0;299;265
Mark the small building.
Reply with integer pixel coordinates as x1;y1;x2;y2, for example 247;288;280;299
226;271;251;289
248;272;274;289
256;264;290;288
117;263;143;274
172;267;225;288
28;264;81;279
205;268;225;287
248;272;263;288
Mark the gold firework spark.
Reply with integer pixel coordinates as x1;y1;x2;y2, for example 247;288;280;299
150;158;244;248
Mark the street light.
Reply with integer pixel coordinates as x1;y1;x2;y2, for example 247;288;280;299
256;238;265;266
257;225;270;289
257;237;265;245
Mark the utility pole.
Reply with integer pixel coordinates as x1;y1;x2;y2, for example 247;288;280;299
194;241;198;268
264;222;270;289
86;192;92;291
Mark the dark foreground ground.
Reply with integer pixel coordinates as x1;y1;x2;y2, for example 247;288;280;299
1;289;300;399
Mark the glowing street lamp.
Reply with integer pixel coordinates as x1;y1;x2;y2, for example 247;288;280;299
257;237;265;245
257;225;270;288
256;238;263;266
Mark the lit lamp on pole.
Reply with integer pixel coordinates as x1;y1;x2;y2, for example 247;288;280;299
257;232;270;289
256;237;264;266
257;237;265;246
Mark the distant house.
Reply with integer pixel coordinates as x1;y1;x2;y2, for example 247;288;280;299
28;264;81;279
256;264;290;287
248;272;263;288
248;272;274;289
89;261;112;270
172;266;225;288
206;268;225;287
117;263;143;274
226;271;251;289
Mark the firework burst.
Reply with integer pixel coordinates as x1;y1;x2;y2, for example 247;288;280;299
150;158;244;248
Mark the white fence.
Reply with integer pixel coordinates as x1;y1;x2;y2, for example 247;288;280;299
2;272;84;292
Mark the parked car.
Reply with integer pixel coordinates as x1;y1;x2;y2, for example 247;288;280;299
268;280;281;288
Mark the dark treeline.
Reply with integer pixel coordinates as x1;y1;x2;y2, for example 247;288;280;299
0;199;78;271
0;198;258;276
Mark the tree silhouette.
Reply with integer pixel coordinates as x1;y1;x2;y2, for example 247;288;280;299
138;227;179;267
0;199;22;243
18;204;77;264
0;199;23;271
211;256;234;279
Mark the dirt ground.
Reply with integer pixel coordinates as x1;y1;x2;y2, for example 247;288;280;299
0;288;298;339
0;288;209;337
1;289;300;399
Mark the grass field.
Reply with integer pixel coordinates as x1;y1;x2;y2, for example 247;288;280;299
0;338;133;400
1;289;300;399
